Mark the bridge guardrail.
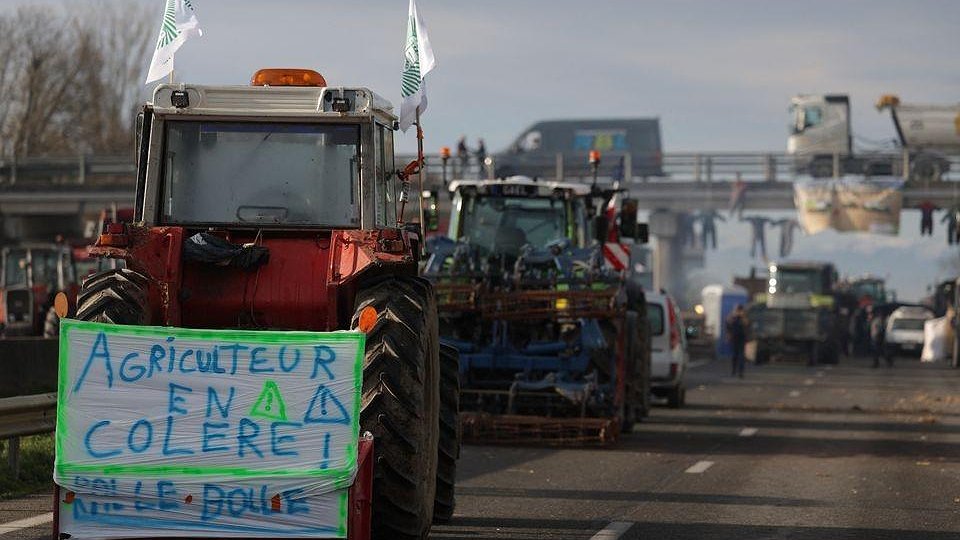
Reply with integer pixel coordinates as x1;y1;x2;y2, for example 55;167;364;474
0;152;957;190
0;392;57;477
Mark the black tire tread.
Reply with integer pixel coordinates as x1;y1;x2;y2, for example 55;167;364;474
434;343;460;523
353;277;439;540
75;269;148;325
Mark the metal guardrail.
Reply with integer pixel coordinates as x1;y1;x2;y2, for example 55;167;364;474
0;152;957;189
0;392;57;477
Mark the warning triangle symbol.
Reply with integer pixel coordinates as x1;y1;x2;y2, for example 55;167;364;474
249;380;288;422
303;384;351;425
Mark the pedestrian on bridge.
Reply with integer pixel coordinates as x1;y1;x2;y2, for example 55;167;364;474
918;200;937;236
771;218;800;257
726;305;748;378
475;138;487;179
729;172;748;218
942;208;960;245
456;136;469;178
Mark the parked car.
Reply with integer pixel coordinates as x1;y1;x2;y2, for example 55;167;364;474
885;306;935;356
648;291;688;407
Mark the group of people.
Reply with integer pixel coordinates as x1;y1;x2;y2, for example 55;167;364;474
918;201;960;246
454;136;487;179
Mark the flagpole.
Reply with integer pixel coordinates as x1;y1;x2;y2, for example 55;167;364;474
416;108;426;245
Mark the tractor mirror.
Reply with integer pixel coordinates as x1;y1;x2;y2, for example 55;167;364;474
618;198;640;240
422;190;440;232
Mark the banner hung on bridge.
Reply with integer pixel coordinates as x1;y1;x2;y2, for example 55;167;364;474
794;178;904;235
54;320;364;538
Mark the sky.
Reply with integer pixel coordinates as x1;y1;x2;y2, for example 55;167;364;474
6;0;960;300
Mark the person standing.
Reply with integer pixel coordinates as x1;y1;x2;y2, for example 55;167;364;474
918;200;937;236
941;208;958;246
740;215;770;259
726;305;749;378
729;172;748;218
474;138;487;179
699;209;726;250
869;310;891;368
456;136;469;178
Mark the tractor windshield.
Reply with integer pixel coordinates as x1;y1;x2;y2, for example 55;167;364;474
458;195;569;256
3;248;27;286
161;121;361;227
773;269;822;294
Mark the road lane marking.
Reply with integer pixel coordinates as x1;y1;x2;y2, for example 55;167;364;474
0;512;53;535
788;390;801;397
739;427;758;437
685;460;714;474
803;378;815;385
590;521;637;539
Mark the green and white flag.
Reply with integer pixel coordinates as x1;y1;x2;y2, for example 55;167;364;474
145;0;202;84
399;0;436;132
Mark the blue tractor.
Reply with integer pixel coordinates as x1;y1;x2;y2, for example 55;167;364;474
423;178;650;444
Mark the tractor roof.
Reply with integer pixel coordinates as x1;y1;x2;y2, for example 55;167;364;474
149;84;396;121
448;177;593;196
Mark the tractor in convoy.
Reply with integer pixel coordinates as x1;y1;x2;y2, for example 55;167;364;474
423;176;650;444
59;69;457;539
0;242;78;338
752;261;845;364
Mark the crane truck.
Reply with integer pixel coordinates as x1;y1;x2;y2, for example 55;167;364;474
788;93;959;180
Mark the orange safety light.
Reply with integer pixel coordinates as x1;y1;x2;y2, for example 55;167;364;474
357;306;378;333
440;146;451;159
588;150;601;164
251;68;327;87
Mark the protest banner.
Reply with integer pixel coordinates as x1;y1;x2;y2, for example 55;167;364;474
794;178;903;235
54;320;364;538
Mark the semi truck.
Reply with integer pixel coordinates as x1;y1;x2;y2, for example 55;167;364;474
787;93;958;180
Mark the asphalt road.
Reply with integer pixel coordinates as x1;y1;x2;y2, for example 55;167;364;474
4;355;960;539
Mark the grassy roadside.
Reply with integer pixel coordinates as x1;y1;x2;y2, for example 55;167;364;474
0;434;54;500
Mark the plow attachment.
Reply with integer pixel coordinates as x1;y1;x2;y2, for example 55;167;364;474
460;412;621;446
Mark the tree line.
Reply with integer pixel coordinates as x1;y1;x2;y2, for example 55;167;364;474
0;3;152;159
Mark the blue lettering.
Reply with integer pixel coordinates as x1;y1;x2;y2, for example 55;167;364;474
73;331;113;392
84;420;120;458
310;346;336;380
147;344;166;378
202;422;230;453
270;422;301;457
206;386;235;419
197;350;214;372
134;481;154;511
227;488;251;517
201;484;225;521
127;419;153;453
165;336;176;373
237;418;263;458
178;349;196;373
219;344;247;375
157;481;178;510
119;352;145;383
249;347;273;373
283;488;309;515
162;415;194;457
167;383;192;415
278;346;301;373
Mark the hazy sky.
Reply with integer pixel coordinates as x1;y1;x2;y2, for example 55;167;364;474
6;0;960;300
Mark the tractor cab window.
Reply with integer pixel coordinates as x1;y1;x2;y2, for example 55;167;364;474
161;121;361;227
3;248;27;286
375;124;397;227
773;269;821;294
30;249;61;288
458;195;568;257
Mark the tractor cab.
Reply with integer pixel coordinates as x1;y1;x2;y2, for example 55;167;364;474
93;69;419;330
1;243;75;336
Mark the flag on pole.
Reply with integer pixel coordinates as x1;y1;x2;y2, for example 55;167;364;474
145;0;202;85
399;0;436;132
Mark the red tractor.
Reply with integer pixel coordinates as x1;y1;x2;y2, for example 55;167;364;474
0;242;78;337
63;69;458;539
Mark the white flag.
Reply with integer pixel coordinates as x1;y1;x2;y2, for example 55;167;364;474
398;0;436;132
145;0;202;84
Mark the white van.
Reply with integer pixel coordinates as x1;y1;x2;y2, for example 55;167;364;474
886;306;934;356
647;291;688;407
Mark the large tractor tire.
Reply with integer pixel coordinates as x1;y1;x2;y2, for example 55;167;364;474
433;343;460;523
43;305;60;338
75;269;148;325
353;277;440;540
